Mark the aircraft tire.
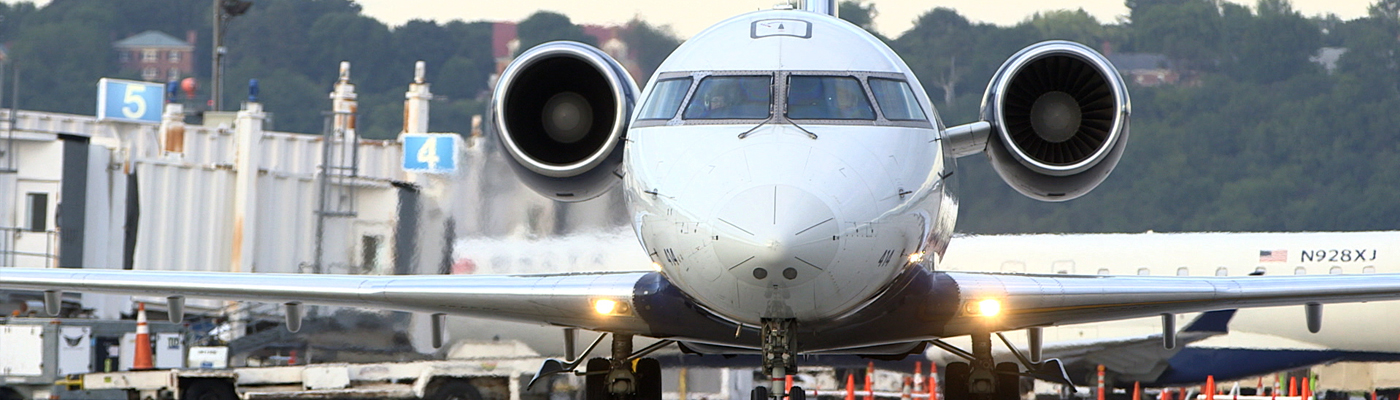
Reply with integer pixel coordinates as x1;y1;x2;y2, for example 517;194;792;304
425;380;483;400
585;358;611;400
751;385;770;400
635;357;663;400
790;386;806;400
945;362;972;400
181;380;236;400
994;362;1020;400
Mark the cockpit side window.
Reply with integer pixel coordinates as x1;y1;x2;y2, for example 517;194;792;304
637;77;693;120
868;78;928;121
683;75;772;120
786;76;875;120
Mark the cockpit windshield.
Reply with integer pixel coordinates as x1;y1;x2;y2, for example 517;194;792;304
868;78;927;121
637;77;692;120
786;76;875;120
682;76;773;119
633;71;931;128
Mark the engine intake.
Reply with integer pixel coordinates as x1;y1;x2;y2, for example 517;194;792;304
492;41;639;201
980;41;1130;201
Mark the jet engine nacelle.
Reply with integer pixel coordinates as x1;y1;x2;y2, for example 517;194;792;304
491;41;639;202
980;41;1131;202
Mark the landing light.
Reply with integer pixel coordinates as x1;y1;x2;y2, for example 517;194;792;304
594;299;618;315
977;299;1002;317
909;252;926;263
651;262;663;272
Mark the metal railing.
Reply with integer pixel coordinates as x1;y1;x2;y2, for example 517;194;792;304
0;226;59;268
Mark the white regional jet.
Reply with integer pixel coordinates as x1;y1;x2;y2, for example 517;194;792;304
7;3;1400;400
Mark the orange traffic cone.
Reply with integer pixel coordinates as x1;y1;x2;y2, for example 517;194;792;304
915;362;924;393
133;303;154;370
1301;378;1311;400
1098;365;1107;400
786;375;795;398
1290;377;1298;397
846;373;857;400
1206;376;1217;400
865;362;875;400
930;363;939;400
1133;382;1141;400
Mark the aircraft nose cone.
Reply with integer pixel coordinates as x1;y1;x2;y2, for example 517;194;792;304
712;185;839;286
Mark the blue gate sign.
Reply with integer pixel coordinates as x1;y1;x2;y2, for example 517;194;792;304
402;134;460;174
97;78;165;123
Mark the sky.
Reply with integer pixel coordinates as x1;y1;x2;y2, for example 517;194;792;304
1;0;1376;38
352;0;1376;39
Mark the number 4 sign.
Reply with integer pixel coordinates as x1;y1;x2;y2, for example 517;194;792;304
402;134;460;174
97;78;165;123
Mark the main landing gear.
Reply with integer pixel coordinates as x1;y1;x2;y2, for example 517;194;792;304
527;332;671;400
930;331;1077;400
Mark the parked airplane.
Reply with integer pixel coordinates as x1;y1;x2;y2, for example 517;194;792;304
8;3;1400;400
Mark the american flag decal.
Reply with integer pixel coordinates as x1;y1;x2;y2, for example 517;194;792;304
1259;250;1287;262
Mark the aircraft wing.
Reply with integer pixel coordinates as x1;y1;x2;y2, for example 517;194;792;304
8;267;1400;352
935;271;1400;336
0;268;657;334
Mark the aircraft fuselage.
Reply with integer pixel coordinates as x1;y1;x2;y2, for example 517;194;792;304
622;10;956;324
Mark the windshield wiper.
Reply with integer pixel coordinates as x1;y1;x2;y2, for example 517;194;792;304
786;119;818;139
737;115;775;139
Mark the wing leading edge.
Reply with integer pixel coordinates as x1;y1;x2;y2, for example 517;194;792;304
942;271;1400;336
793;269;1400;353
0;268;654;334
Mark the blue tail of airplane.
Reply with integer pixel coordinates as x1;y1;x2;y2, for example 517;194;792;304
1181;309;1236;333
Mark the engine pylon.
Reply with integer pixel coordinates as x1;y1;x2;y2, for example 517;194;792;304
133;302;154;370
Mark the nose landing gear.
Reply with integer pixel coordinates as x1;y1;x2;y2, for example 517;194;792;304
752;319;805;400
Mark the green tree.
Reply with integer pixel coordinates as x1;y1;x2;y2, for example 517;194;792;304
895;8;1034;109
439;20;495;99
392;20;455;79
896;8;973;107
224;0;362;80
1022;9;1117;46
515;11;596;55
8;1;114;114
224;60;325;134
1222;0;1322;83
838;0;880;37
0;2;38;42
307;12;394;92
1369;0;1400;22
1129;0;1223;69
619;19;682;83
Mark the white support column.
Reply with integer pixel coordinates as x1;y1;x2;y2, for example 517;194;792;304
230;100;265;274
331;62;358;169
399;62;457;353
159;102;185;155
227;100;264;343
403;61;432;135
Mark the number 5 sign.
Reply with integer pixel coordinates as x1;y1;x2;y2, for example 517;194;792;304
402;134;460;174
97;78;164;123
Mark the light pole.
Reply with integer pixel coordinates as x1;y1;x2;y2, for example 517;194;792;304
211;0;252;112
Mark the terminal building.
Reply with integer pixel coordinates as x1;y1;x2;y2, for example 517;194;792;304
0;60;628;360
